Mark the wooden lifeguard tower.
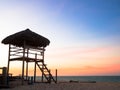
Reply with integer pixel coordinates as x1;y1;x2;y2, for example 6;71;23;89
1;29;57;84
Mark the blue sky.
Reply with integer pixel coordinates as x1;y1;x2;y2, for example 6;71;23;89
0;0;120;75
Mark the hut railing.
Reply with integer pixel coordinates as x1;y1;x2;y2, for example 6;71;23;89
9;45;44;62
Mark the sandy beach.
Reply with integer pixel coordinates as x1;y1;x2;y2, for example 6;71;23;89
1;82;120;90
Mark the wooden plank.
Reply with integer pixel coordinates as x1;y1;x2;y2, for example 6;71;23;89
25;45;45;51
10;49;23;52
9;57;43;62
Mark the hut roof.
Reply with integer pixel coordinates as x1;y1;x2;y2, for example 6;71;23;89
1;29;50;47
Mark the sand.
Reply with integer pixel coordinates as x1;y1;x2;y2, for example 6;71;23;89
1;82;120;90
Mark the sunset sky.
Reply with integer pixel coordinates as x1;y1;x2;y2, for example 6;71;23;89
0;0;120;76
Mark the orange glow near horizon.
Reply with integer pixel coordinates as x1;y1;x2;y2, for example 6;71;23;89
5;45;120;76
9;63;120;76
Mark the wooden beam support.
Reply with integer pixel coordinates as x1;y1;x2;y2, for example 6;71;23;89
41;47;45;82
26;62;28;80
7;44;11;76
34;54;37;82
26;48;29;80
22;42;25;85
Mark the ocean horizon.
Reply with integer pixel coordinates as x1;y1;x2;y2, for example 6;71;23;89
35;76;120;82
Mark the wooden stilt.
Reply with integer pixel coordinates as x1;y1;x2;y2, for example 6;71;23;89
34;54;37;82
41;66;44;82
22;42;25;85
22;58;25;84
26;49;29;80
41;47;44;82
42;47;45;63
26;62;28;80
7;44;11;76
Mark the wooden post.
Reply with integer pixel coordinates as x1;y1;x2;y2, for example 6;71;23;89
43;47;45;64
41;47;45;82
26;49;29;80
55;69;57;83
26;62;28;80
22;42;25;85
7;44;11;76
34;54;37;82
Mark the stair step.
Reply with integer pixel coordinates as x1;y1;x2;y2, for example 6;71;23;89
43;70;48;72
45;73;51;75
38;65;47;67
44;71;49;74
36;62;56;83
36;61;43;62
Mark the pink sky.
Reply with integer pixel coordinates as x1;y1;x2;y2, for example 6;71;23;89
0;0;120;76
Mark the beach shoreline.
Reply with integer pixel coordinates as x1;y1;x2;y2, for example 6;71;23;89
1;80;120;90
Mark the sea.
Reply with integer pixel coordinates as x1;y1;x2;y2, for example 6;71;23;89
36;76;120;82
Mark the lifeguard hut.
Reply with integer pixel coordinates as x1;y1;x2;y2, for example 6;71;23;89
1;29;57;84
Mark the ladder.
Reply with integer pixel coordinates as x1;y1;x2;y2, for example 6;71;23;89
36;61;57;83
